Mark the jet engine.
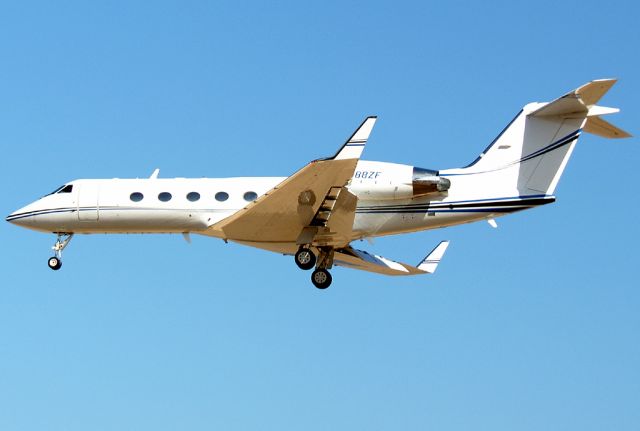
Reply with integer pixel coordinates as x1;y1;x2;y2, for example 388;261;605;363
349;162;450;201
412;167;451;195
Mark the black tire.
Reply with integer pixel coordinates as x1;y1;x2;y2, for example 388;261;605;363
295;248;316;270
48;256;62;271
311;269;332;289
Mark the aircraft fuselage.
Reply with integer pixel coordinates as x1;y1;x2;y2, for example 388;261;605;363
7;160;552;241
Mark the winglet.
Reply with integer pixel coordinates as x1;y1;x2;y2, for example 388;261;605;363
417;240;450;274
332;116;377;160
149;168;160;179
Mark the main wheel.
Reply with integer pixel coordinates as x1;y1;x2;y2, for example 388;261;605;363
48;256;62;270
295;248;316;270
311;268;332;289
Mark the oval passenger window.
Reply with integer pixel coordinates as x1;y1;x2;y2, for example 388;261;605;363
243;191;258;202
158;192;172;202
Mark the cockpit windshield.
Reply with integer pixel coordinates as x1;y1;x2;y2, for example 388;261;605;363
47;184;73;196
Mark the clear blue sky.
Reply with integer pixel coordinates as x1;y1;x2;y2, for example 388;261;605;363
1;1;638;430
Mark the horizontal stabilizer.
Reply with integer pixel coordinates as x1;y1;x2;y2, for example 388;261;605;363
575;79;618;106
584;115;632;138
528;78;630;139
530;78;618;118
333;240;450;276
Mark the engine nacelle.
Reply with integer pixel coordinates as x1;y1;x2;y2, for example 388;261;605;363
412;167;451;195
349;161;450;201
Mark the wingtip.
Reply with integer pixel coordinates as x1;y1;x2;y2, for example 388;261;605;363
576;79;619;106
592;77;618;83
417;240;450;274
332;116;377;160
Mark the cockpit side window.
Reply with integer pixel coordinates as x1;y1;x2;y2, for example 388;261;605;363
48;185;66;195
47;184;74;196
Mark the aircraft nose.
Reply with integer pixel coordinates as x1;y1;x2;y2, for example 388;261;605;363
7;209;27;226
6;205;37;227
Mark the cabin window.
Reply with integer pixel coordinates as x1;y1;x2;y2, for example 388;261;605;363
130;192;144;202
187;192;200;202
158;192;172;202
215;192;229;202
243;191;258;202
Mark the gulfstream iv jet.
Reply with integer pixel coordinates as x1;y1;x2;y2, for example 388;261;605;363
7;79;631;288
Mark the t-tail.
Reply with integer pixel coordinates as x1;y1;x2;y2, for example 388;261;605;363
442;79;631;203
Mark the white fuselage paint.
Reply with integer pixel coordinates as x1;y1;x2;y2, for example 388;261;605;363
8;160;546;241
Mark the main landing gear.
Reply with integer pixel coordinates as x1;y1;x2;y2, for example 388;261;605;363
48;233;73;271
294;246;334;289
311;268;332;289
294;247;316;270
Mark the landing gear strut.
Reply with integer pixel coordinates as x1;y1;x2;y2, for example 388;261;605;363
294;247;316;270
294;244;336;289
310;247;335;289
48;233;73;271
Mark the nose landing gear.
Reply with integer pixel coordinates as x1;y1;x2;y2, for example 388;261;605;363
48;233;73;271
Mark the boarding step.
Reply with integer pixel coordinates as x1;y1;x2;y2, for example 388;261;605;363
310;186;343;227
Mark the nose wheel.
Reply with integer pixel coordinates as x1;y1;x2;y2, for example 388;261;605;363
48;233;73;271
48;256;62;270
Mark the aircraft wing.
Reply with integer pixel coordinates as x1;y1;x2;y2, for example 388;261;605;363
206;117;377;246
334;241;450;276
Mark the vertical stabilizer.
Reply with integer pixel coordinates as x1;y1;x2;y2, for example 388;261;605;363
449;79;629;197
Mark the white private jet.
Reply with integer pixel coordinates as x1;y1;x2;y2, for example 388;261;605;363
7;79;630;288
